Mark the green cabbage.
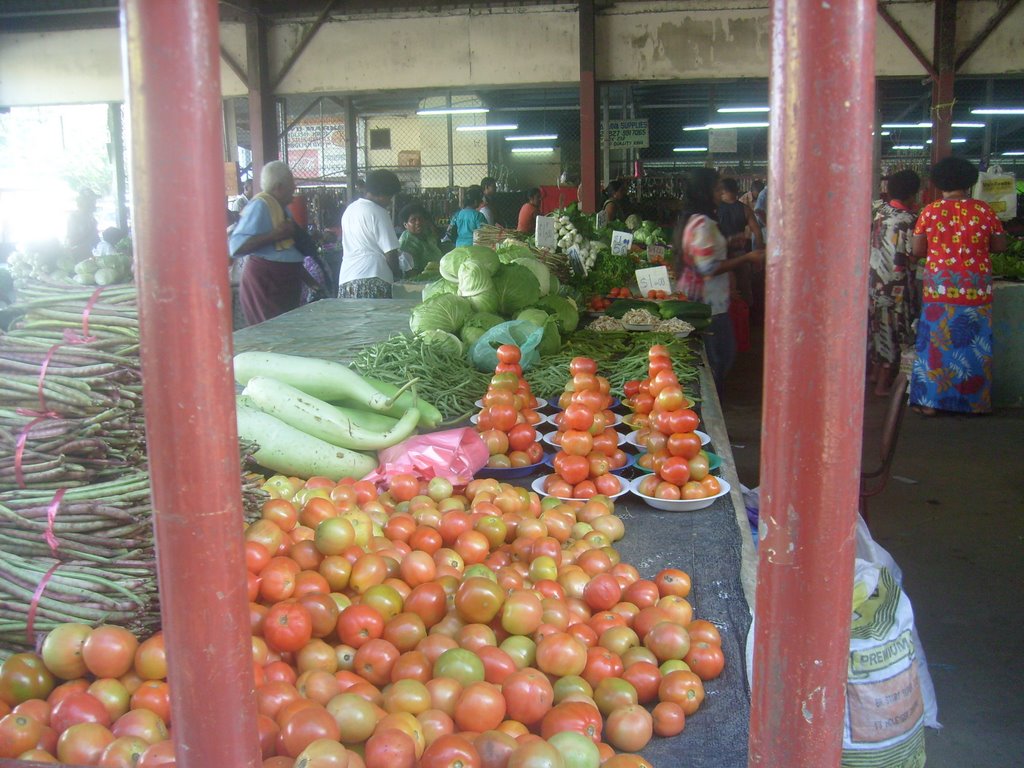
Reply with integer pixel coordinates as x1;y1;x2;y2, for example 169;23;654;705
517;308;550;328
457;260;493;297
463;312;505;331
418;330;463;357
469;291;499;314
496;240;536;264
460;325;487;347
512;257;552;296
625;214;642;230
492;263;541;316
439;245;500;282
534;294;579;333
409;294;472;335
537;318;561;356
422;279;457;301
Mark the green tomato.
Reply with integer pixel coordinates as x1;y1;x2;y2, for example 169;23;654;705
548;731;600;768
432;648;485;687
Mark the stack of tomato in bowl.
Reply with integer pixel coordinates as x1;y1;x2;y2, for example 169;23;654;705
473;345;545;474
536;357;630;501
623;346;729;511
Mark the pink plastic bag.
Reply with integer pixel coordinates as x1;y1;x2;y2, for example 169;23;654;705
362;428;489;487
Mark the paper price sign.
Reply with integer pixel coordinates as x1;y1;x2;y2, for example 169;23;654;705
535;215;557;250
647;244;666;261
610;231;633;256
595;211;608;230
635;266;672;296
567;245;587;276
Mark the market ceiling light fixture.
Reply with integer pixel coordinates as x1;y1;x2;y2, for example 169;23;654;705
717;106;770;113
510;147;555;154
682;122;770;131
971;107;1024;115
1002;151;1024;156
881;121;985;128
673;146;708;152
891;145;925;150
505;134;559;141
925;138;967;144
456;124;518;132
416;107;489;116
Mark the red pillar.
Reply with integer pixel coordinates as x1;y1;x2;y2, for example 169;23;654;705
578;0;600;214
749;1;876;766
930;0;957;168
120;2;261;767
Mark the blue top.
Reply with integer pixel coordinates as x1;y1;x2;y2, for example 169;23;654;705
229;198;304;263
450;207;487;247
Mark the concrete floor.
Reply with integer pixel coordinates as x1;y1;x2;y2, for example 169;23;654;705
720;326;1024;767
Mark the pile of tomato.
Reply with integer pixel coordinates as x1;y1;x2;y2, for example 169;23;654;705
623;347;721;502
641;291;672;301
606;288;633;299
543;358;628;501
587;296;613;312
0;464;726;768
475;346;544;470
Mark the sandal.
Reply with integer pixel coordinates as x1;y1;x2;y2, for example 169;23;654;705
911;406;937;416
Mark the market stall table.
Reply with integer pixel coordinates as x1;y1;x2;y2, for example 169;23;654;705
234;298;758;767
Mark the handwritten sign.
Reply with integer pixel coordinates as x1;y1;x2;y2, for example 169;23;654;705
535;215;557;250
646;244;666;262
635;266;672;296
610;231;634;256
604;119;650;149
595;211;607;231
567;245;587;276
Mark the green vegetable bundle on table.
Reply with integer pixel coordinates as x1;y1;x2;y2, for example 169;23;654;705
0;278;266;657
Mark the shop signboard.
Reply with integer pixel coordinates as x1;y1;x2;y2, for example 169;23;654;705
604;119;649;149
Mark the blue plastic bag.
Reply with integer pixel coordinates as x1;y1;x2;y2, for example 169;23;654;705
469;320;544;372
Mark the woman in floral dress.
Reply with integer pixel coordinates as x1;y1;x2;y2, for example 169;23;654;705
910;157;1007;415
868;169;921;395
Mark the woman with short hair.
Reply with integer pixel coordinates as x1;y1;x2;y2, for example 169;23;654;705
338;169;402;298
909;157;1007;415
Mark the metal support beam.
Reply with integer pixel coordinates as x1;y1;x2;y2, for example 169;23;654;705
578;0;600;214
272;0;339;91
107;102;128;230
119;2;261;768
931;0;957;168
280;95;324;139
345;97;359;203
219;44;249;89
877;4;937;81
246;10;278;188
955;0;1022;72
224;97;239;165
749;0;876;765
446;93;455;190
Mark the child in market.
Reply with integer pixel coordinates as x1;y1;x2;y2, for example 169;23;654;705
445;186;487;247
398;204;442;278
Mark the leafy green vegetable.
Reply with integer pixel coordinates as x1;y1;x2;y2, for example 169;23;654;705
492;263;541;315
422;278;457;302
439;245;501;282
463;312;505;330
534;294;579;333
409;293;472;335
496;240;536;263
457;260;493;298
516;308;551;328
418;329;463;356
537;318;561;356
512;257;553;296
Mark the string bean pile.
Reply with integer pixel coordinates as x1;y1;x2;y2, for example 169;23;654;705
0;278;267;656
351;334;491;423
525;331;699;400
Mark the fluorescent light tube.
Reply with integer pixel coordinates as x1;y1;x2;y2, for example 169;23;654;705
510;147;554;154
952;122;985;128
673;147;708;152
505;134;558;141
881;122;932;129
717;106;769;113
1002;151;1024;156
683;122;769;131
925;138;967;144
417;107;489;116
971;108;1024;115
891;145;925;150
455;124;518;132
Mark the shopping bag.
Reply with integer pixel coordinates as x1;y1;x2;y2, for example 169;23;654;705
469;320;545;372
973;166;1017;221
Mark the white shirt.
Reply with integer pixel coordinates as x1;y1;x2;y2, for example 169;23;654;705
338;198;399;286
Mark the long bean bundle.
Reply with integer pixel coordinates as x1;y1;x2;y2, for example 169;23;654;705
0;278;266;657
525;331;699;400
351;334;491;423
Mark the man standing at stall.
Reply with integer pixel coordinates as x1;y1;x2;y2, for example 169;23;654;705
229;161;305;325
337;169;402;298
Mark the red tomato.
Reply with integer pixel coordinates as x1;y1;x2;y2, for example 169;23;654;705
621;661;662;704
496;345;521;365
419;734;481;768
658;456;691;486
561;404;594;432
501;668;553;730
582;573;621;612
581;647;623;689
658;670;705;715
684;641;725;681
336;605;385;649
539;701;602;744
604;704;653;753
652;701;685;737
263;602;313;654
364;727;417;768
507;423;537;453
535;633;587;678
569;358;597;376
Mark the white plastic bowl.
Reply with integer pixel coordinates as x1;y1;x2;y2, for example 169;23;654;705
628;475;731;512
530;473;631;501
